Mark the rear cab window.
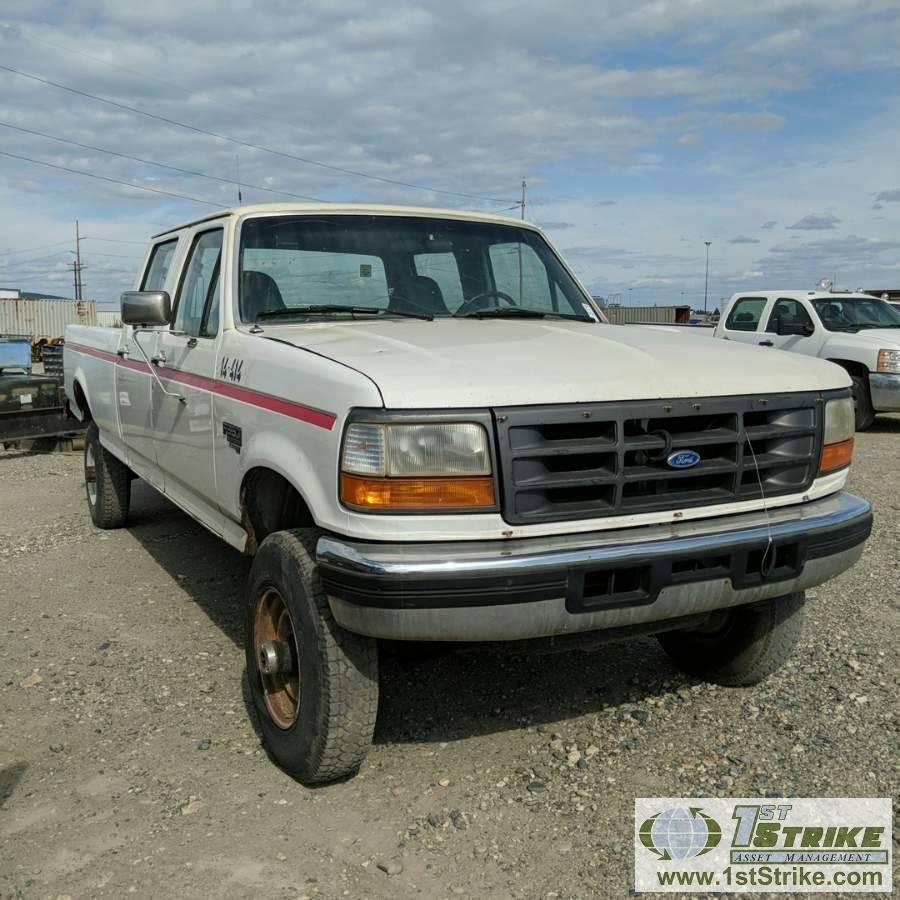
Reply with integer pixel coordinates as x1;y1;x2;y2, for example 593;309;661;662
140;239;179;291
725;297;768;332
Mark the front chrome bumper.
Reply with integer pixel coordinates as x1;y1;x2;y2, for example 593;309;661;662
869;372;900;412
316;492;872;641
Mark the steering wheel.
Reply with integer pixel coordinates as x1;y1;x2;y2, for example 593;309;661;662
454;290;518;316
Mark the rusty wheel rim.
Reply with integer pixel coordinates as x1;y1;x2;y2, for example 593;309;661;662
85;443;97;507
253;587;300;729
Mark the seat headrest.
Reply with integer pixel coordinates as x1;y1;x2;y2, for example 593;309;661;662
242;270;285;321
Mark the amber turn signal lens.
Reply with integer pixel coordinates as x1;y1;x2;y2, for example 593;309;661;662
340;473;495;510
819;438;854;475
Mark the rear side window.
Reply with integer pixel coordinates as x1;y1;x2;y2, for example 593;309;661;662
725;297;767;332
140;239;179;291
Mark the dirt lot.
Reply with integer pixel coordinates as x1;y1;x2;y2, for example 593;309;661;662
1;419;898;900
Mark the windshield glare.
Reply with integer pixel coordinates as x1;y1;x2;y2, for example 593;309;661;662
238;214;593;322
811;297;900;331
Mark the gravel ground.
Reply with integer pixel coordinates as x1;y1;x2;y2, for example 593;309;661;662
1;419;898;899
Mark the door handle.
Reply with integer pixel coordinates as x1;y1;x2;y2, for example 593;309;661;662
758;340;774;347
186;337;198;349
150;351;168;366
116;347;128;358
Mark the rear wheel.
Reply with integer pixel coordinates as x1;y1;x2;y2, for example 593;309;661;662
851;373;875;431
245;529;379;783
657;592;805;686
84;422;130;529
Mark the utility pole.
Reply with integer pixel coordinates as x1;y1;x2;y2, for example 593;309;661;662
703;240;712;313
520;179;526;220
75;219;84;300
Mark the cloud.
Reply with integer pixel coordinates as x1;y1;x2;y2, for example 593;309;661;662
787;213;841;231
594;200;617;207
716;111;786;132
677;132;700;145
875;188;900;202
872;203;883;210
728;235;760;244
761;220;778;229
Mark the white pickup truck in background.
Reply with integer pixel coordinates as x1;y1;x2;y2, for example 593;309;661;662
65;203;872;783
715;287;900;430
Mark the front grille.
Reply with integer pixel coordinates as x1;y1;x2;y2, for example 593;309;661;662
494;394;823;525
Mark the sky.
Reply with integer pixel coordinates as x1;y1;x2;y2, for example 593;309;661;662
1;0;899;310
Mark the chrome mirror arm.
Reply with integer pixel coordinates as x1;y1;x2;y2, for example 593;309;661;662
131;328;186;404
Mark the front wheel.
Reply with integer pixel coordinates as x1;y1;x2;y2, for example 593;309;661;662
851;373;876;431
245;529;379;784
657;592;805;686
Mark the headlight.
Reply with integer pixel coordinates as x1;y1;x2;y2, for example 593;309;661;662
877;349;900;373
340;421;495;511
819;396;854;475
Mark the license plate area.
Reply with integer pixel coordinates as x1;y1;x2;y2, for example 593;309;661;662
565;539;807;614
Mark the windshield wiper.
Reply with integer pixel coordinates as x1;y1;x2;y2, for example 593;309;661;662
256;305;433;322
454;307;593;322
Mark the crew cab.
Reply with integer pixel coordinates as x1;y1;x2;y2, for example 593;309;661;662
716;287;900;430
65;204;872;783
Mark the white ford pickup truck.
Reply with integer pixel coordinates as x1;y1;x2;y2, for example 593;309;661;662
65;203;872;783
715;287;900;430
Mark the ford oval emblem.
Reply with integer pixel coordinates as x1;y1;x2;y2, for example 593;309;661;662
667;450;701;469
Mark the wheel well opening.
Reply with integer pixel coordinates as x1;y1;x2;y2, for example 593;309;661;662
73;380;93;422
240;468;314;554
827;358;868;381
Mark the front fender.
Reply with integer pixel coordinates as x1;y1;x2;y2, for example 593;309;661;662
236;428;338;529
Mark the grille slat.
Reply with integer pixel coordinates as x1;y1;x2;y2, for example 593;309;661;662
495;394;823;525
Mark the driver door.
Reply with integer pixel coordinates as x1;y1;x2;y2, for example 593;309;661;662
152;224;225;530
763;298;824;357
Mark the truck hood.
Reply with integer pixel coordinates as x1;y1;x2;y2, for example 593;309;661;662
823;328;900;350
257;319;851;407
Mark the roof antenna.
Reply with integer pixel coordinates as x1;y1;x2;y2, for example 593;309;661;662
235;153;243;204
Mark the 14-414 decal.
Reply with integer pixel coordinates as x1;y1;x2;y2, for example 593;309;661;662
220;357;244;383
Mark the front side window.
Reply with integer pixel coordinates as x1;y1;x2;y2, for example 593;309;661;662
238;215;593;322
725;297;767;332
141;239;178;291
811;297;900;332
174;229;223;338
766;298;814;333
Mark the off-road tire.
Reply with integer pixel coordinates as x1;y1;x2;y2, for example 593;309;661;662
84;422;130;529
245;529;379;784
657;592;805;686
851;373;876;431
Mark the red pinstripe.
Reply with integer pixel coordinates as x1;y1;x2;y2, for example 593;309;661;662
67;342;337;430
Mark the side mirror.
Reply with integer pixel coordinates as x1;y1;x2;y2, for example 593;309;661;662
775;316;813;337
121;291;171;327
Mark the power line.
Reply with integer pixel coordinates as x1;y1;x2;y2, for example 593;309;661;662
0;119;324;202
1;239;73;260
82;236;149;245
0;62;515;204
0;149;222;207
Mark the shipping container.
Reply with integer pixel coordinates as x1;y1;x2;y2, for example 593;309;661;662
0;298;97;341
604;305;691;325
96;310;122;328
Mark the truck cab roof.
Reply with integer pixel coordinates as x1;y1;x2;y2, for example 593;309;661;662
152;202;538;239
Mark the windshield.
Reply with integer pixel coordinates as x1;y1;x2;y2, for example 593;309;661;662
238;214;595;322
811;297;900;332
